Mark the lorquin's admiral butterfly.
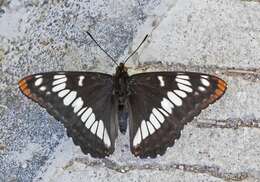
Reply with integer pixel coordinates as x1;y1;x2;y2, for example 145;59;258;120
18;32;227;158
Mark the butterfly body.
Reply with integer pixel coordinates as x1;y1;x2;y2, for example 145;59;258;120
113;63;129;134
19;62;227;158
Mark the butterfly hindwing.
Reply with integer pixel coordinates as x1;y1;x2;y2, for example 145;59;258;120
18;72;117;158
128;72;227;158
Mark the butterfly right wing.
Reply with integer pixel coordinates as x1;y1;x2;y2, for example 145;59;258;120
18;72;117;158
128;72;227;158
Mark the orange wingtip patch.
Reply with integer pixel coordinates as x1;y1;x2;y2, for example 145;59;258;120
217;79;227;91
218;79;227;86
23;88;31;96
212;77;227;91
218;83;226;92
18;80;28;91
18;79;26;87
212;78;227;100
214;89;224;97
18;79;32;96
18;76;33;86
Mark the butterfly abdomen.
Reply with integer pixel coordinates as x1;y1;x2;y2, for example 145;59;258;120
118;108;128;134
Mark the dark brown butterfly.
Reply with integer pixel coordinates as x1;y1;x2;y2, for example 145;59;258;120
18;32;227;158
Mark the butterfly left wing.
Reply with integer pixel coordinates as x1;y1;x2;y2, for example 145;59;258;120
18;72;117;158
128;72;227;158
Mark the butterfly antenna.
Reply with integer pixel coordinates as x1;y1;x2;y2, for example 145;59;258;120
86;31;119;66
123;34;148;64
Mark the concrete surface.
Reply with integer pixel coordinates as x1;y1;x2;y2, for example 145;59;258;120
0;0;260;181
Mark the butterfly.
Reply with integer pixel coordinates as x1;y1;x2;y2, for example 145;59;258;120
18;32;227;158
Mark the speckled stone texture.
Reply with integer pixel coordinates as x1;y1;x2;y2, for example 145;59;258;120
0;0;260;181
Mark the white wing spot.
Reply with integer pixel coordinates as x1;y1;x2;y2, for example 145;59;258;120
81;107;92;122
174;89;187;98
63;91;77;106
103;129;111;148
72;97;83;113
54;75;66;79
176;75;190;80
200;78;210;87
134;90;190;148
161;98;174;114
175;78;192;86
157;76;165;87
78;107;87;116
96;120;104;140
141;120;149;139
35;75;42;78
152;108;165;123
85;113;95;129
146;121;155;135
35;78;43;86
133;128;142;146
52;77;67;86
90;121;98;135
177;83;193;93
149;113;161;129
78;76;85;87
198;86;206;92
201;75;209;79
52;83;66;92
167;91;182;106
58;89;70;98
39;86;46;91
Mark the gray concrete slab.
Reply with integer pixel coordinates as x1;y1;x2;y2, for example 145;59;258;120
137;0;260;69
0;0;260;181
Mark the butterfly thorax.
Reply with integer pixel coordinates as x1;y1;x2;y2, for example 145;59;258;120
114;63;129;105
114;63;129;134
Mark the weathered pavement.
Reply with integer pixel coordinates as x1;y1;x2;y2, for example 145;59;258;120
0;0;260;181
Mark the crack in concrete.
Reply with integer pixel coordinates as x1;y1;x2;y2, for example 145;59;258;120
227;69;260;76
65;157;249;181
194;118;260;129
132;62;260;82
226;69;260;82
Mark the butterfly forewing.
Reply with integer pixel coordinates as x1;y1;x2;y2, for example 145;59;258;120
18;72;117;158
128;72;227;158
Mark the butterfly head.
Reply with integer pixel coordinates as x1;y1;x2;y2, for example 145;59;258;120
116;63;128;74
